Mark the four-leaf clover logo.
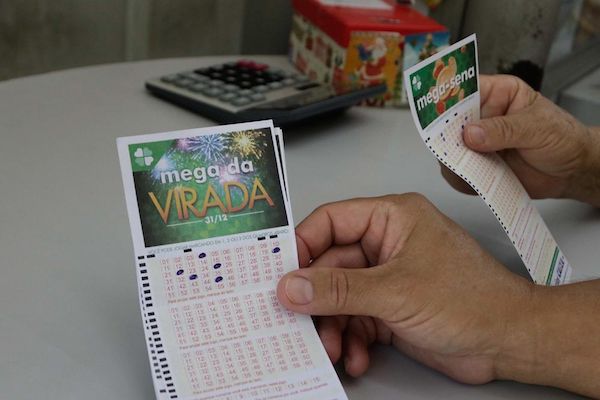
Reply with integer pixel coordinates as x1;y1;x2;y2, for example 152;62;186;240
412;75;422;91
134;147;154;167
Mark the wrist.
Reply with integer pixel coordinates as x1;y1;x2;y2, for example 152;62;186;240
495;281;600;397
494;284;550;384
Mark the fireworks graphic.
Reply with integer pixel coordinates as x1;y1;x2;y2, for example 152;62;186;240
229;131;266;159
218;166;253;187
187;134;227;162
175;137;191;151
151;150;176;182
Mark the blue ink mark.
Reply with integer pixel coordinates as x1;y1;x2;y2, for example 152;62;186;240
272;247;280;254
213;263;222;269
215;276;223;283
198;252;206;259
189;274;198;280
176;269;184;275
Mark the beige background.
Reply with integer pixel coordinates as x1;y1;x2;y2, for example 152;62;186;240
0;0;293;81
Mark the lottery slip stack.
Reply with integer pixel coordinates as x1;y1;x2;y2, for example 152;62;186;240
117;121;347;400
403;34;572;285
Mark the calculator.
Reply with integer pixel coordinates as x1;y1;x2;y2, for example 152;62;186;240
145;60;386;125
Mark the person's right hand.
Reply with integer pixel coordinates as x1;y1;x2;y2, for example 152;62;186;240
277;195;600;398
441;75;600;207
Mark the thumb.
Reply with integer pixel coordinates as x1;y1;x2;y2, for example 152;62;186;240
276;267;385;318
464;114;540;153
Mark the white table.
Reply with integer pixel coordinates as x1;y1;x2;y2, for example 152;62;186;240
1;56;597;400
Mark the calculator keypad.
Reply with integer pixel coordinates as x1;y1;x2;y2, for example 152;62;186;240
157;60;309;108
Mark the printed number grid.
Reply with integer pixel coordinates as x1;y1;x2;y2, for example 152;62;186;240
460;151;502;195
490;172;525;231
159;240;285;302
169;290;297;347
429;108;502;196
429;112;473;166
181;330;315;394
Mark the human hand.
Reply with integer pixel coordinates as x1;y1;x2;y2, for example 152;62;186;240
276;194;534;384
441;75;600;207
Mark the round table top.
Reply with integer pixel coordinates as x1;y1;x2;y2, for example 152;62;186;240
1;56;597;400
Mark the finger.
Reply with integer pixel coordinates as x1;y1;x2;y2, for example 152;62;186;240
295;195;425;267
439;162;477;196
463;110;544;153
316;316;348;363
294;198;382;264
308;243;370;269
296;233;312;267
277;265;391;318
343;316;376;377
479;75;536;119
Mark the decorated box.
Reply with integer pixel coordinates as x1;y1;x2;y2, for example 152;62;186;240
289;0;449;107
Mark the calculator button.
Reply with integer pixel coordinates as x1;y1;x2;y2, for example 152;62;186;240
239;81;253;89
209;79;224;87
194;74;210;82
268;82;283;90
237;60;263;70
250;93;266;102
219;92;237;102
232;97;252;106
205;87;224;97
223;84;240;92
190;83;208;92
174;78;195;87
254;85;269;93
180;72;200;80
194;67;210;74
282;78;296;86
238;89;254;96
161;74;179;83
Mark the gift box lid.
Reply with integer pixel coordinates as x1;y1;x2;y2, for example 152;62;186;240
293;0;447;47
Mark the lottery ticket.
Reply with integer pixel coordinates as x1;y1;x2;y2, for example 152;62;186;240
117;120;347;400
403;34;572;285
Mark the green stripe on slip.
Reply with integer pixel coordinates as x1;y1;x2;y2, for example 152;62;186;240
546;247;560;285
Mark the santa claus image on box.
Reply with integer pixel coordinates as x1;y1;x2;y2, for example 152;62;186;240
356;37;388;85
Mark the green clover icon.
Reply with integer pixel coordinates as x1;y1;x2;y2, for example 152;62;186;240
134;147;154;167
412;76;422;91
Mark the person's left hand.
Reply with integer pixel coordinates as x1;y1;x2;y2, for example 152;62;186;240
276;194;534;384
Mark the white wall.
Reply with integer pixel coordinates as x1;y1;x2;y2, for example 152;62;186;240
0;0;292;81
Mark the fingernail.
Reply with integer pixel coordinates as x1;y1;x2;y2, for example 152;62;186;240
285;276;313;305
467;125;486;145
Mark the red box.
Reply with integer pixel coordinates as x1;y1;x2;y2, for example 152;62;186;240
290;0;449;107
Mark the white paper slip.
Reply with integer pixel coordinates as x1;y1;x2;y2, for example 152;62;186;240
403;35;572;285
117;120;347;400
